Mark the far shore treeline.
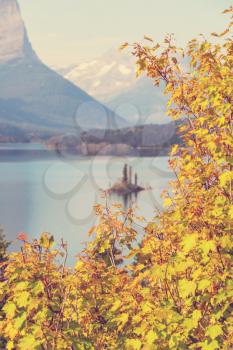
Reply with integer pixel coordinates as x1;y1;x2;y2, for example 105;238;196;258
0;122;181;157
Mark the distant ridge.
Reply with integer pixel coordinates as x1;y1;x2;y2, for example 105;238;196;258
0;0;127;137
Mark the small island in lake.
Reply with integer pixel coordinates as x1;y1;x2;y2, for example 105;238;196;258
108;164;145;196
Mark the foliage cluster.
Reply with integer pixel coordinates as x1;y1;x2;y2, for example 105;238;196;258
0;7;233;350
0;227;9;263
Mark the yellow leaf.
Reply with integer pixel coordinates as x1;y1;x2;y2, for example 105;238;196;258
16;291;30;308
3;302;16;319
206;325;223;340
182;234;198;252
145;329;157;344
15;281;29;291
223;7;233;14
200;240;216;255
136;66;142;78
119;42;129;51
126;339;142;350
14;313;27;330
198;279;211;291
115;313;129;329
179;279;196;298
75;261;83;270
141;301;153;313
5;324;18;341
39;232;54;249
163;197;172;208
18;335;39;350
7;341;14;350
219;171;233;187
183;310;201;331
110;300;121;312
201;340;219;350
142;245;151;255
88;226;96;236
32;281;44;295
219;29;229;37
171;144;179;155
220;235;232;249
144;35;154;42
192;309;202;326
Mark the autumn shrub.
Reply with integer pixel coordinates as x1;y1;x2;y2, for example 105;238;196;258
0;7;233;350
0;227;10;349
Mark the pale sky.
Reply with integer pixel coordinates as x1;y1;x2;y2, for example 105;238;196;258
19;0;231;67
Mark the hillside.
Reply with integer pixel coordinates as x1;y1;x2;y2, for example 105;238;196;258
0;0;126;136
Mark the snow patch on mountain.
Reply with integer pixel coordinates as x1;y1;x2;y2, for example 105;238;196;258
57;49;137;101
97;62;116;76
118;64;132;75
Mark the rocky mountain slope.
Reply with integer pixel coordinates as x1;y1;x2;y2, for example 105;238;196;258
0;0;126;137
0;0;36;63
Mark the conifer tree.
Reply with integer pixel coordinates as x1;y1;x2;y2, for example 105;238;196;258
123;163;128;183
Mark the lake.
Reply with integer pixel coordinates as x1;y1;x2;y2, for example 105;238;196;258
0;144;174;264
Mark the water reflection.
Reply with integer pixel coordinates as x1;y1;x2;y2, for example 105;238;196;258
0;145;173;264
109;191;139;210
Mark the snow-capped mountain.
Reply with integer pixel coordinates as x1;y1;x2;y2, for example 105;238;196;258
59;49;169;124
59;48;137;102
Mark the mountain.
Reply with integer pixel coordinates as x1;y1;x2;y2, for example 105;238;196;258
105;77;168;124
0;0;36;64
60;49;137;102
0;0;126;136
60;49;170;125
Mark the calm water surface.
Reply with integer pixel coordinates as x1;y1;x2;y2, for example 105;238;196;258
0;144;173;264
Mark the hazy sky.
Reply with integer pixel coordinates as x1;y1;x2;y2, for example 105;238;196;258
19;0;231;67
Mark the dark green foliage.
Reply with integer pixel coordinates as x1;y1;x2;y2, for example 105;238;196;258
0;227;9;262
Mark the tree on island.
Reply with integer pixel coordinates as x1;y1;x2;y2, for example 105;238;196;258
135;172;138;187
123;163;128;183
